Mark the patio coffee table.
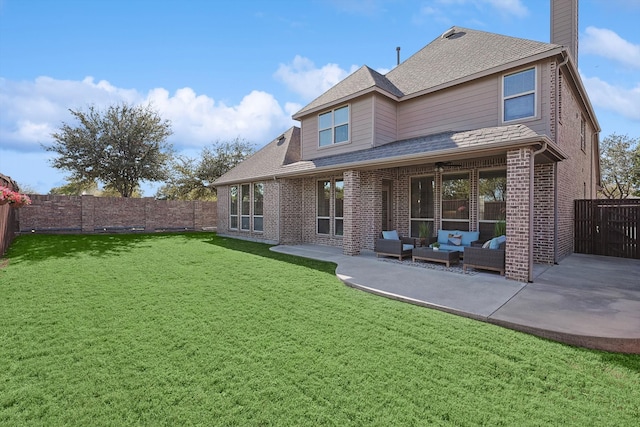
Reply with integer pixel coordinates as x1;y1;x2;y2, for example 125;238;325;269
412;247;460;267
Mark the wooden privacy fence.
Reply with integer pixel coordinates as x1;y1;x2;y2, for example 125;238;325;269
575;199;639;259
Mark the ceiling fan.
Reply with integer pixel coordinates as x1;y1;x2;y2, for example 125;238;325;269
435;161;463;171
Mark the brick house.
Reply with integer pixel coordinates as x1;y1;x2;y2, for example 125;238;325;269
214;0;600;282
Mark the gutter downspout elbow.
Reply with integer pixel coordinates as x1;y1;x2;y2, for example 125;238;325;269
529;142;548;282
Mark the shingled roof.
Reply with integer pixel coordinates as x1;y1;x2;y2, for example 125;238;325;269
214;126;301;185
214;124;563;185
294;26;561;117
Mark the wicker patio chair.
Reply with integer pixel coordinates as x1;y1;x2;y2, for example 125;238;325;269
463;241;506;275
374;230;415;260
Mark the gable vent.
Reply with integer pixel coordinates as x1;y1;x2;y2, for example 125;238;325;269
441;28;456;39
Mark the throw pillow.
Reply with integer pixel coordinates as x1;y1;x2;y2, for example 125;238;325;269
489;235;506;249
448;233;462;246
382;230;399;240
482;239;492;248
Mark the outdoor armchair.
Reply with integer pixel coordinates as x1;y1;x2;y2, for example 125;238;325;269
463;239;506;275
374;230;414;260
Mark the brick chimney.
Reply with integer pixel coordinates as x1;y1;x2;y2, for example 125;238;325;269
551;0;579;65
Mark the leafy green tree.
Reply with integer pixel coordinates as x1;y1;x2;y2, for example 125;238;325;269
50;180;100;196
46;103;173;197
157;138;255;200
598;133;639;199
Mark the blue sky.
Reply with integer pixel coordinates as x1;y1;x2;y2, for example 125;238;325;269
1;0;638;195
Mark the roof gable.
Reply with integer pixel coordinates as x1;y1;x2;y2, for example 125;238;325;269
293;66;403;118
386;27;559;97
294;27;560;118
214;127;301;185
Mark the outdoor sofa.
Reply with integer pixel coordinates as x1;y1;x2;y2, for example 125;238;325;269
430;229;480;253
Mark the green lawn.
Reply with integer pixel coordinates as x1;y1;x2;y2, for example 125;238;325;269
1;233;638;426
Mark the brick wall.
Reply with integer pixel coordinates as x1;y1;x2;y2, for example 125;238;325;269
506;148;533;282
279;179;302;244
533;163;555;264
17;195;217;233
343;170;361;255
555;67;597;259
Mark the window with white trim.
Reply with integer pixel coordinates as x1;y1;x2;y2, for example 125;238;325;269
253;183;264;232
503;67;536;122
229;185;238;230
240;184;250;231
319;105;349;147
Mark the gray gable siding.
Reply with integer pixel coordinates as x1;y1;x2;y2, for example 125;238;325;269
373;95;397;147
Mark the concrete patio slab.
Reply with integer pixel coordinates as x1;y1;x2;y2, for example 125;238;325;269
271;244;640;353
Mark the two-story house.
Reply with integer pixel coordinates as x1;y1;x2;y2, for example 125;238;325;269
214;0;600;283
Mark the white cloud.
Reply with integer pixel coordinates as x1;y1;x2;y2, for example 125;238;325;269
0;76;296;153
274;55;359;101
582;27;640;69
582;74;640;121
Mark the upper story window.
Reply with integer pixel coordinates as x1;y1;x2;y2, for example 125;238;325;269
503;67;536;122
319;105;349;147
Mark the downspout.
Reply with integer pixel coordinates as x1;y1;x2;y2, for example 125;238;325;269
530;142;548;282
553;52;570;265
274;176;280;244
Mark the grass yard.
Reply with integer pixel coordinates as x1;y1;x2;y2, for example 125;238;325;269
1;233;639;426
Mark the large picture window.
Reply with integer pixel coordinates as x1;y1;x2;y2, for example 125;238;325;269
240;184;250;231
410;176;435;237
229;182;264;233
253;183;264;232
319;105;349;147
503;67;536;122
229;186;238;230
442;172;470;230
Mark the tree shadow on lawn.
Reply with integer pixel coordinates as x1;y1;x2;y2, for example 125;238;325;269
4;232;177;264
206;234;337;276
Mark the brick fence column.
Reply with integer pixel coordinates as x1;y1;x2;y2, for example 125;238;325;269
506;148;532;282
343;170;361;256
81;195;95;232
